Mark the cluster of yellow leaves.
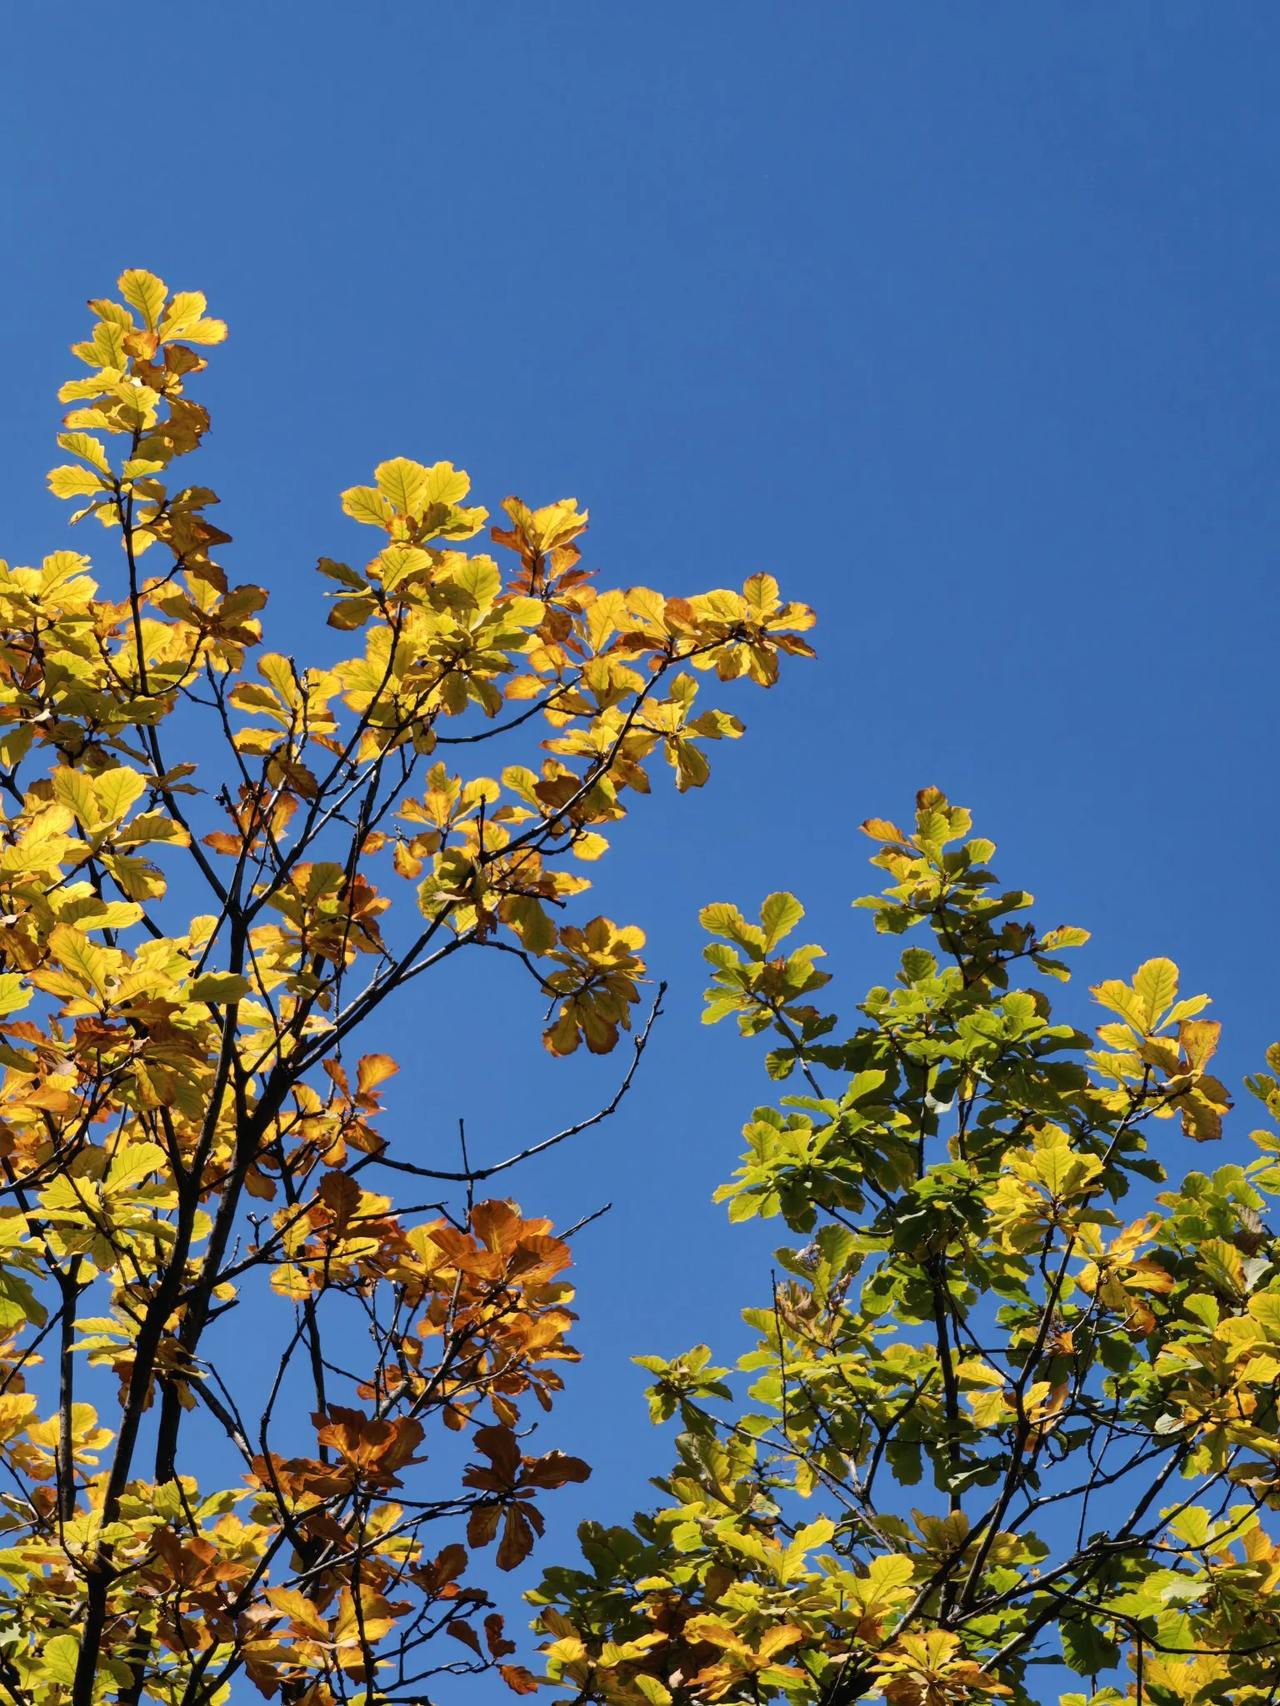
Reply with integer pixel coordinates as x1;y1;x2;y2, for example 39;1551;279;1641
872;1631;1011;1705
1075;1214;1177;1338
29;272;815;1054
1091;957;1233;1140
0;269;816;1705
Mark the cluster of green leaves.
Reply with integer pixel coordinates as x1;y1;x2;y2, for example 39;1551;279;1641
534;788;1280;1706
0;272;812;1706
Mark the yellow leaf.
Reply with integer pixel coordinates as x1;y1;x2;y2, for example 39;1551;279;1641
107;1142;166;1192
0;1394;38;1442
743;572;781;615
158;291;227;345
760;891;804;950
51;768;100;828
969;1387;1013;1428
190;972;253;1004
92;767;148;829
587;588;625;652
258;653;301;709
118;268;168;331
42;1634;80;1686
48;465;109;499
448;555;501;608
1180;1017;1221;1071
1133;957;1179;1028
341;485;394;528
178;315;227;345
375;457;432;516
57;432;111;473
544;1636;588;1666
378;543;431;591
158;291;208;336
1091;978;1146;1031
849;1553;916;1617
45;925;113;1000
861;817;910;844
1038;925;1090;951
264;1586;329;1637
757;1624;804;1660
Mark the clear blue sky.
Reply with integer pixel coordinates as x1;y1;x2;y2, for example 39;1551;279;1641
3;1;1278;1689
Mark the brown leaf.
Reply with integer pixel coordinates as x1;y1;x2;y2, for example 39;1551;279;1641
496;1502;541;1571
519;1450;591;1491
485;1613;516;1658
467;1503;501;1550
500;1665;541;1695
317;1171;361;1224
446;1619;482;1656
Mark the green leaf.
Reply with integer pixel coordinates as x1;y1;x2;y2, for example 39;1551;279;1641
886;1434;922;1486
1168;1506;1212;1548
1061;1617;1121;1676
0;1271;45;1332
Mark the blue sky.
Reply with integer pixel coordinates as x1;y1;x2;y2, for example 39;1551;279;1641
3;0;1278;1690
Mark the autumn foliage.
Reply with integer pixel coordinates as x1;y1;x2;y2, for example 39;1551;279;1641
0;271;812;1705
535;791;1280;1706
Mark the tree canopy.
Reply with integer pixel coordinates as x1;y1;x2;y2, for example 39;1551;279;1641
11;265;1276;1706
534;789;1280;1706
0;271;812;1706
